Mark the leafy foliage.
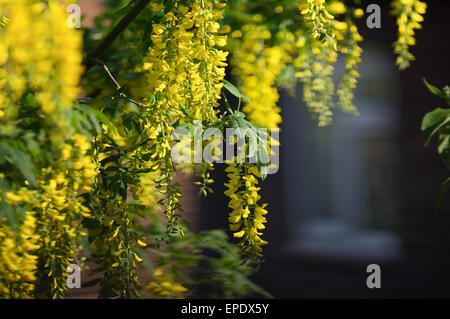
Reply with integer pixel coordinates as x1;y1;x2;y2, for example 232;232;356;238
422;79;450;211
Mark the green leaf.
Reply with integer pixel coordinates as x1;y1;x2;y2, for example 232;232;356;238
23;133;41;158
247;130;258;158
86;109;102;135
11;150;37;187
86;105;117;134
173;253;200;267
0;143;37;188
228;115;239;130
435;177;450;213
78;97;95;105
123;113;133;136
438;134;450;169
259;165;268;181
235;117;250;129
423;78;450;105
234;111;246;119
23;93;38;109
0;202;13;230
132;168;153;174
421;108;450;146
176;123;195;136
178;104;191;119
223;79;251;102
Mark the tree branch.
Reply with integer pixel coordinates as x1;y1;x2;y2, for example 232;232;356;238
83;0;151;72
93;58;148;108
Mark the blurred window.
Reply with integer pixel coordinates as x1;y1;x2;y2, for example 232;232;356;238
282;45;402;261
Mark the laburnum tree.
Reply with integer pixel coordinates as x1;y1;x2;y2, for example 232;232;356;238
0;0;426;299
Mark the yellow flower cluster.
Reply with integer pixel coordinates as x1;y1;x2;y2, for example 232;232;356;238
327;1;347;16
391;0;427;70
2;135;95;298
143;119;182;234
231;24;288;129
0;0;94;298
298;0;337;49
0;212;39;298
336;20;363;114
0;0;82;126
142;0;229;233
144;267;188;299
84;166;136;303
91;119;172;297
132;171;161;208
90;195;142;298
0;5;8;28
145;0;228;123
34;162;94;298
294;32;338;126
224;164;268;260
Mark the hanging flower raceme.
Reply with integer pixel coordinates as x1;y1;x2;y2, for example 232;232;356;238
231;24;288;130
144;267;188;299
0;0;92;298
88;189;142;298
224;164;268;263
0;211;39;299
391;0;427;70
0;0;83;130
143;0;228;232
294;31;338;127
336;20;363;114
34;137;95;299
88;121;162;298
144;0;228;124
298;0;337;49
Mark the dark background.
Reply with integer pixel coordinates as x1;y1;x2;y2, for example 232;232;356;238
199;0;450;298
